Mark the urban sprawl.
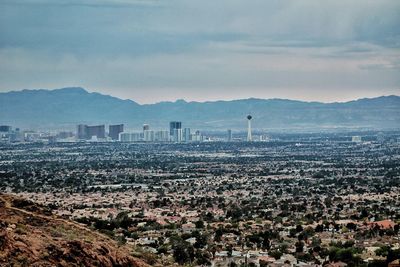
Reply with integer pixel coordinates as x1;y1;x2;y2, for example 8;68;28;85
0;120;400;267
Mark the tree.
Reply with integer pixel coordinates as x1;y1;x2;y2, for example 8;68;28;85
295;241;304;253
194;232;208;249
195;250;211;266
269;249;282;260
227;245;233;257
346;222;357;231
394;224;399;234
195;220;205;229
173;243;190;265
215;228;223;242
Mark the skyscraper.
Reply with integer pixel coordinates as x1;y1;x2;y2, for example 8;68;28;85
183;128;191;142
144;130;155;142
142;124;150;141
77;124;105;140
227;129;232;141
77;124;88;139
247;115;252;142
170;121;182;142
191;130;202;142
0;125;12;143
0;125;12;132
155;130;169;142
171;128;181;142
109;124;124;140
87;125;105;139
169;121;182;136
119;132;141;142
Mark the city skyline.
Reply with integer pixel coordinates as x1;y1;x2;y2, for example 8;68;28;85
0;0;399;103
1;2;400;266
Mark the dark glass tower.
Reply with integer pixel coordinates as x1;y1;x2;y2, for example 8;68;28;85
169;121;182;136
109;124;124;140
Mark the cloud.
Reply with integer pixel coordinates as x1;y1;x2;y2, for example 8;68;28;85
0;0;163;8
0;0;399;102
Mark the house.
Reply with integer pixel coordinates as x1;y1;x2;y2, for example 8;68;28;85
325;262;348;267
369;219;395;230
389;259;400;267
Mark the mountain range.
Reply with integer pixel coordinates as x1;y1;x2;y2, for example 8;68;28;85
0;87;399;130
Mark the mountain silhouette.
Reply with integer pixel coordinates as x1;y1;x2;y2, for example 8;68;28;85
0;87;399;130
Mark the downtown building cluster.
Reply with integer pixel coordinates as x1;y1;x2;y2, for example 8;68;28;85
76;121;203;143
75;115;254;143
0;115;255;143
0;125;28;142
1;113;270;144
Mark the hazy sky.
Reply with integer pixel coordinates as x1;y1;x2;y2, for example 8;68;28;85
0;0;399;103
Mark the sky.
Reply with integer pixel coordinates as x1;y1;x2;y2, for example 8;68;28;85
0;0;399;104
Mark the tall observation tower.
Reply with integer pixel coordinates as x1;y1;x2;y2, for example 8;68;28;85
246;115;252;141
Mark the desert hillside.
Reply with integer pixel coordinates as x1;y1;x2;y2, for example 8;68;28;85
0;194;150;267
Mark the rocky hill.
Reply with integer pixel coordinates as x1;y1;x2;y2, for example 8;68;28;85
0;194;151;267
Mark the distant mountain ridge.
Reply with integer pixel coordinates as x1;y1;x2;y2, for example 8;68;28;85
0;87;399;130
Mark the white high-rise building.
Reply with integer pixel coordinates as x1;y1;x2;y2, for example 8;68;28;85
172;128;183;142
191;130;202;142
144;130;155;142
155;130;169;142
227;129;232;141
183;128;191;142
247;115;252;142
119;132;141;142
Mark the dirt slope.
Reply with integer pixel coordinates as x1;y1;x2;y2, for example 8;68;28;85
0;194;150;267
